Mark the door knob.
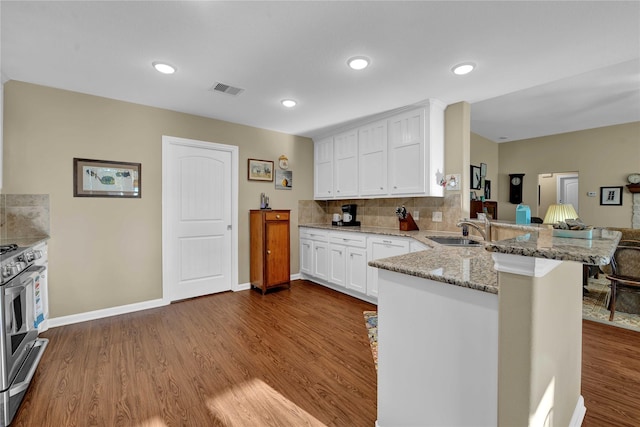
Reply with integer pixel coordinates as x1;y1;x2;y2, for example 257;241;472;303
267;250;271;254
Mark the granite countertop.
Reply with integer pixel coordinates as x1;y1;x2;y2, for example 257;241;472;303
300;223;622;295
1;236;49;248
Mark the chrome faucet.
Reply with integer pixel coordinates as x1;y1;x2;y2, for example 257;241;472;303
456;218;490;241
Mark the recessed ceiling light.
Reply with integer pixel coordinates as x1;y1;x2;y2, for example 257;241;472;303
347;56;370;70
451;62;475;75
281;99;297;108
152;62;176;74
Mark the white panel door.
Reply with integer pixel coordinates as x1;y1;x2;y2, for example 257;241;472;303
558;175;579;214
388;109;425;195
346;246;367;293
367;237;410;297
163;136;234;301
334;130;358;197
359;120;388;196
329;244;347;287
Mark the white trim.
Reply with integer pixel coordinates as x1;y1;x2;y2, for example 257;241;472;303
162;135;239;303
569;395;587;427
47;299;167;328
492;252;562;277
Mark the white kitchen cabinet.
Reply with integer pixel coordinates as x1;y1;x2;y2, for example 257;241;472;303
328;243;347;287
359;120;387;196
312;240;329;281
388;108;426;195
367;236;410;298
313;99;445;200
333;130;358;198
300;228;329;280
346;246;368;294
314;137;334;199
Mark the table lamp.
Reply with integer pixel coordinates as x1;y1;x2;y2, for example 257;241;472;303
543;203;578;224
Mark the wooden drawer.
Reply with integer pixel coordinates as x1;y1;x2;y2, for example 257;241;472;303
329;232;367;248
265;211;289;221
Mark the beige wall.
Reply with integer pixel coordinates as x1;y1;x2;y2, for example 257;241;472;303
3;81;314;317
496;122;640;227
471;132;499;203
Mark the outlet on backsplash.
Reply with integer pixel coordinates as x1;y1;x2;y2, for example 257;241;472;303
432;211;443;222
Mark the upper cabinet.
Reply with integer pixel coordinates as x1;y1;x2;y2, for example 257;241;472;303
314;99;445;200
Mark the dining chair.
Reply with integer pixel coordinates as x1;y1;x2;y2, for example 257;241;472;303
606;239;640;321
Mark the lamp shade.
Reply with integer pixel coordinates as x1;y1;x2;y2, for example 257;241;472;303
543;203;578;224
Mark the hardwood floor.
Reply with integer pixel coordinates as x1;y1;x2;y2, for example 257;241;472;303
13;280;640;426
15;280;377;426
582;320;640;427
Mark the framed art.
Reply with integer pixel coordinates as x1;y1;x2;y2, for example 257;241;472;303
275;170;293;190
600;186;623;205
470;165;481;189
248;158;274;181
73;158;141;198
480;163;487;177
484;180;491;200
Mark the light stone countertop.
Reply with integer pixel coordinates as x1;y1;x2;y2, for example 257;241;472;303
299;223;621;295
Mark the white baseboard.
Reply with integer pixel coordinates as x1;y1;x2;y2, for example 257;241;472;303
47;274;305;329
47;298;167;328
569;395;586;427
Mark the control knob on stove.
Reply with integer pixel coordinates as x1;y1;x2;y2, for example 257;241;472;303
21;250;42;262
2;262;24;277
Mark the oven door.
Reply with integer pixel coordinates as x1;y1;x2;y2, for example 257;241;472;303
1;271;38;391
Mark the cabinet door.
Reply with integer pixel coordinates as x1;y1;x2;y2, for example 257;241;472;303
367;237;410;297
359;120;388;196
388;108;425;195
265;220;290;286
300;238;313;275
346;246;367;294
312;241;329;281
314;137;334;199
328;244;347;287
334;130;358;197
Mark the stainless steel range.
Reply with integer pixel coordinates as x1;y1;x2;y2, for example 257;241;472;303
0;243;48;426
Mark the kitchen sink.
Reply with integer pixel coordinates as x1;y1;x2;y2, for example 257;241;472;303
428;237;483;246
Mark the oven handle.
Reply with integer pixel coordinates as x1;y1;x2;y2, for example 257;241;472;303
9;338;49;397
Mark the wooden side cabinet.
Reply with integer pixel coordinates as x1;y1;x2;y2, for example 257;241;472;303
250;209;291;294
470;200;498;220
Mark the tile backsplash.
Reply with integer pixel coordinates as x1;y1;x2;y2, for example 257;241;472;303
299;193;463;232
0;194;50;239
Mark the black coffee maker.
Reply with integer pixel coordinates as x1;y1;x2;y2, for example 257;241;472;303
340;204;360;227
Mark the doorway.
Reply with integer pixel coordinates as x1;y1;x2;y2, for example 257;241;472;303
162;136;238;302
537;172;579;219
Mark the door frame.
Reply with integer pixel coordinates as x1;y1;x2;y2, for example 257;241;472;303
162;135;239;303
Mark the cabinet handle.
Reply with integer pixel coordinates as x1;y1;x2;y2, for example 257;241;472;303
380;187;383;190
383;240;392;244
337;190;340;193
276;214;280;219
393;186;398;189
267;250;271;254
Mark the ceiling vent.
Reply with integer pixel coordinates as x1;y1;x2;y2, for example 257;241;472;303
210;82;245;96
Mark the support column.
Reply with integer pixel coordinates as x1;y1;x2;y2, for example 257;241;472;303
493;253;586;427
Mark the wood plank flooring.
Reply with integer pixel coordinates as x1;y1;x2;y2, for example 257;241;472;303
12;280;640;426
14;280;377;426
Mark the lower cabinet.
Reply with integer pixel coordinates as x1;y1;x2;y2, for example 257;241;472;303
300;227;426;303
366;237;410;298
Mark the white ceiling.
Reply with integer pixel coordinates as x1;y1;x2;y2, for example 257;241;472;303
2;1;639;142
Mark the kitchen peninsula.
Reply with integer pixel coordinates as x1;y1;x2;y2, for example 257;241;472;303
370;229;621;427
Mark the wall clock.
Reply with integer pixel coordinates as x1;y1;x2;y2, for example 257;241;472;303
509;173;525;204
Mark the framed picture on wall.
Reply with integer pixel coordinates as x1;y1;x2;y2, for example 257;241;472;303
480;163;487;177
248;158;274;181
484;180;491;200
470;165;481;189
600;186;623;205
73;158;141;198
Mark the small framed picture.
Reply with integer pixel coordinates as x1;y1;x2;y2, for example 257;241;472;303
484;180;491;200
470;165;481;189
248;158;274;181
470;191;477;200
73;158;141;198
600;186;623;205
275;170;292;190
480;163;487;177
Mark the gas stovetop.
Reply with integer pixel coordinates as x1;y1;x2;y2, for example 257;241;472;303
0;244;42;285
